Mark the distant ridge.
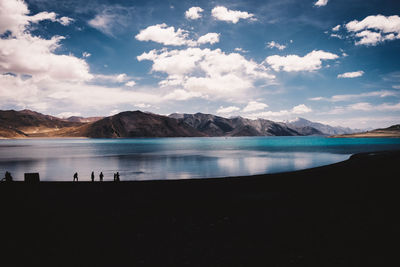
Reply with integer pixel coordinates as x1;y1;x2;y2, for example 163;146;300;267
0;109;378;138
287;117;359;135
331;124;400;138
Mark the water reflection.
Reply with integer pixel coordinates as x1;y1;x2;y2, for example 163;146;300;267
0;137;399;181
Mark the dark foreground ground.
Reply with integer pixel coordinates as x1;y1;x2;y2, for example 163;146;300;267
1;151;399;267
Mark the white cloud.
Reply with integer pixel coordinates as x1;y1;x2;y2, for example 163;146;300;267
345;15;400;46
393;85;400;89
292;104;312;114
309;90;397;102
265;50;338;72
197;33;220;45
0;0;73;37
57;112;81;118
337;70;364;78
211;6;255;24
135;24;219;46
314;0;328;7
330;33;343;39
135;23;195;46
245;104;312;120
134;103;151;108
137;47;275;100
234;47;248;53
82;52;91;58
163;89;201;101
185;7;203;20
58;16;74;26
349;102;400;111
332;25;341;31
242;101;268;112
95;73;129;83
216;106;240;114
266;41;286;50
125;81;136;87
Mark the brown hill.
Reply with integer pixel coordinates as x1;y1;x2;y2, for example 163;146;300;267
0;109;83;137
65;111;206;138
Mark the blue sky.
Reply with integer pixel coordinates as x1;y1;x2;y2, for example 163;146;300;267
1;0;400;128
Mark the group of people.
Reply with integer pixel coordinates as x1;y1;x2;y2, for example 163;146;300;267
73;171;120;182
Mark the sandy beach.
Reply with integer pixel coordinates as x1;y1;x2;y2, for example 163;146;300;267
1;150;398;266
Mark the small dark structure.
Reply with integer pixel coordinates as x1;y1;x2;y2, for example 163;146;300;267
1;171;13;182
99;172;104;182
91;171;95;182
24;173;40;183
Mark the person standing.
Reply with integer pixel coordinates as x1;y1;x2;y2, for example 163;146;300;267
91;171;95;182
99;172;104;182
73;172;78;182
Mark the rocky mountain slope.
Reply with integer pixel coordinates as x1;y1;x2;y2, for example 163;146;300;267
169;113;302;136
64;111;206;138
287;117;358;135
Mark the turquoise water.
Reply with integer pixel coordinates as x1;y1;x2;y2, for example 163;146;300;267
1;136;400;181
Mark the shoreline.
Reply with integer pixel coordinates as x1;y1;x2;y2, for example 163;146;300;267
1;150;398;266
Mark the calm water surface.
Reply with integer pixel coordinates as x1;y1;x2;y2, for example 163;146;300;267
1;136;400;181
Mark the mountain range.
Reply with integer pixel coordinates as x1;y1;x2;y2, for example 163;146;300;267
0;109;369;138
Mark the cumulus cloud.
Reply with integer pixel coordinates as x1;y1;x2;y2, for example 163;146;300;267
265;50;338;72
163;89;202;101
211;6;255;24
314;0;328;7
185;7;203;20
216;106;240;114
345;15;400;46
242;101;268;112
135;24;219;46
266;41;286;50
332;25;341;31
0;0;73;36
245;104;312;120
0;1;164;114
95;73;130;83
135;23;195;46
337;71;364;78
137;47;275;100
197;33;220;45
125;81;136;87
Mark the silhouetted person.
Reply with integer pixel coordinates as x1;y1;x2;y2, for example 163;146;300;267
91;171;95;182
99;172;104;182
73;172;78;182
2;171;13;182
116;172;120;181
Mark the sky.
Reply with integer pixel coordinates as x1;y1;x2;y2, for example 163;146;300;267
1;0;400;128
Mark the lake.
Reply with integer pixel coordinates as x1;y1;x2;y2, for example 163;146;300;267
1;136;400;181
